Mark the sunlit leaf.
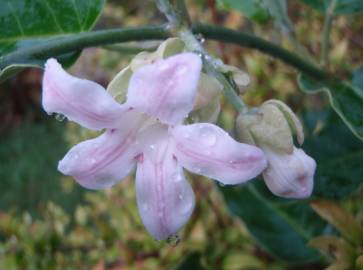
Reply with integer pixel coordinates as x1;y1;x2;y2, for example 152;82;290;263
298;73;363;141
311;200;363;244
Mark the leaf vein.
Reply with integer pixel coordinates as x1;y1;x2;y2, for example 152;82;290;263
7;2;25;36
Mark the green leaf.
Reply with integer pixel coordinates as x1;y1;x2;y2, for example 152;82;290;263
300;0;363;15
219;181;327;263
171;252;206;270
298;73;363;141
303;109;363;199
262;0;293;33
352;66;363;90
0;0;105;80
217;0;270;23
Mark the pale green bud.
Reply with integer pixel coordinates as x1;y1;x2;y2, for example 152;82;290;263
236;100;304;154
107;38;223;119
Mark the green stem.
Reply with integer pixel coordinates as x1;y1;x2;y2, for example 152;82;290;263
0;26;169;69
158;0;248;113
102;42;159;54
192;24;332;81
203;59;247;113
1;24;333;82
321;0;337;68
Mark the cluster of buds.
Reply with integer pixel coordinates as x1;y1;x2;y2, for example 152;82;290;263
107;38;224;123
236;100;316;198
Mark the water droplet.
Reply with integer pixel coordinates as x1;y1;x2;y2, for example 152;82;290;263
178;193;184;200
54;113;66;122
142;203;149;212
183;131;191;139
180;201;193;214
166;234;180;247
149;144;156;151
218;182;225;187
172;172;183;182
191;115;200;123
193;167;202;174
200;128;217;146
195;33;205;43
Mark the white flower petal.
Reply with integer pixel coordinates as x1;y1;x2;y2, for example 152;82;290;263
58;111;144;189
42;58;126;130
126;53;202;125
171;123;267;185
135;129;195;240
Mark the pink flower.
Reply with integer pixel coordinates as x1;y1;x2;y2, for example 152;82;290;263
42;53;267;240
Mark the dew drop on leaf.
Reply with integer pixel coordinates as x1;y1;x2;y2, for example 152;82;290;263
54;113;66;122
166;234;180;247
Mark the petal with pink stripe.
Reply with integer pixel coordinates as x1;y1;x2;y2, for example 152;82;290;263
126;53;202;125
170;123;267;185
135;132;195;240
42;58;126;130
58;111;143;189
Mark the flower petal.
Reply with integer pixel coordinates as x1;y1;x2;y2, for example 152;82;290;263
126;53;202;125
135;129;195;240
42;58;126;130
58;111;144;189
262;147;316;199
171;123;267;185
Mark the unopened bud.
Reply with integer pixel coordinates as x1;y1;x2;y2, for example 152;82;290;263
236;100;315;199
262;147;316;199
237;101;296;154
193;73;223;110
107;38;186;102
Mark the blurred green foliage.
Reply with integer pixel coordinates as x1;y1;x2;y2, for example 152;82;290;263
0;121;84;215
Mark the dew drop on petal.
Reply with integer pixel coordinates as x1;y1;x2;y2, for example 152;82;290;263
142;203;149;212
54;113;66;122
180;201;193;215
200;128;217;146
166;234;180;247
149;144;156;151
172;172;183;183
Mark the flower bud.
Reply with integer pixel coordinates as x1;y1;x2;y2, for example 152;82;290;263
107;38;224;120
107;38;186;103
193;73;223;110
237;100;298;154
236;100;316;199
262;147;316;198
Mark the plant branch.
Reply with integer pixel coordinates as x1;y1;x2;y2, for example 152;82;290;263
157;0;249;112
0;26;170;69
1;24;333;83
192;24;332;81
321;0;337;68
